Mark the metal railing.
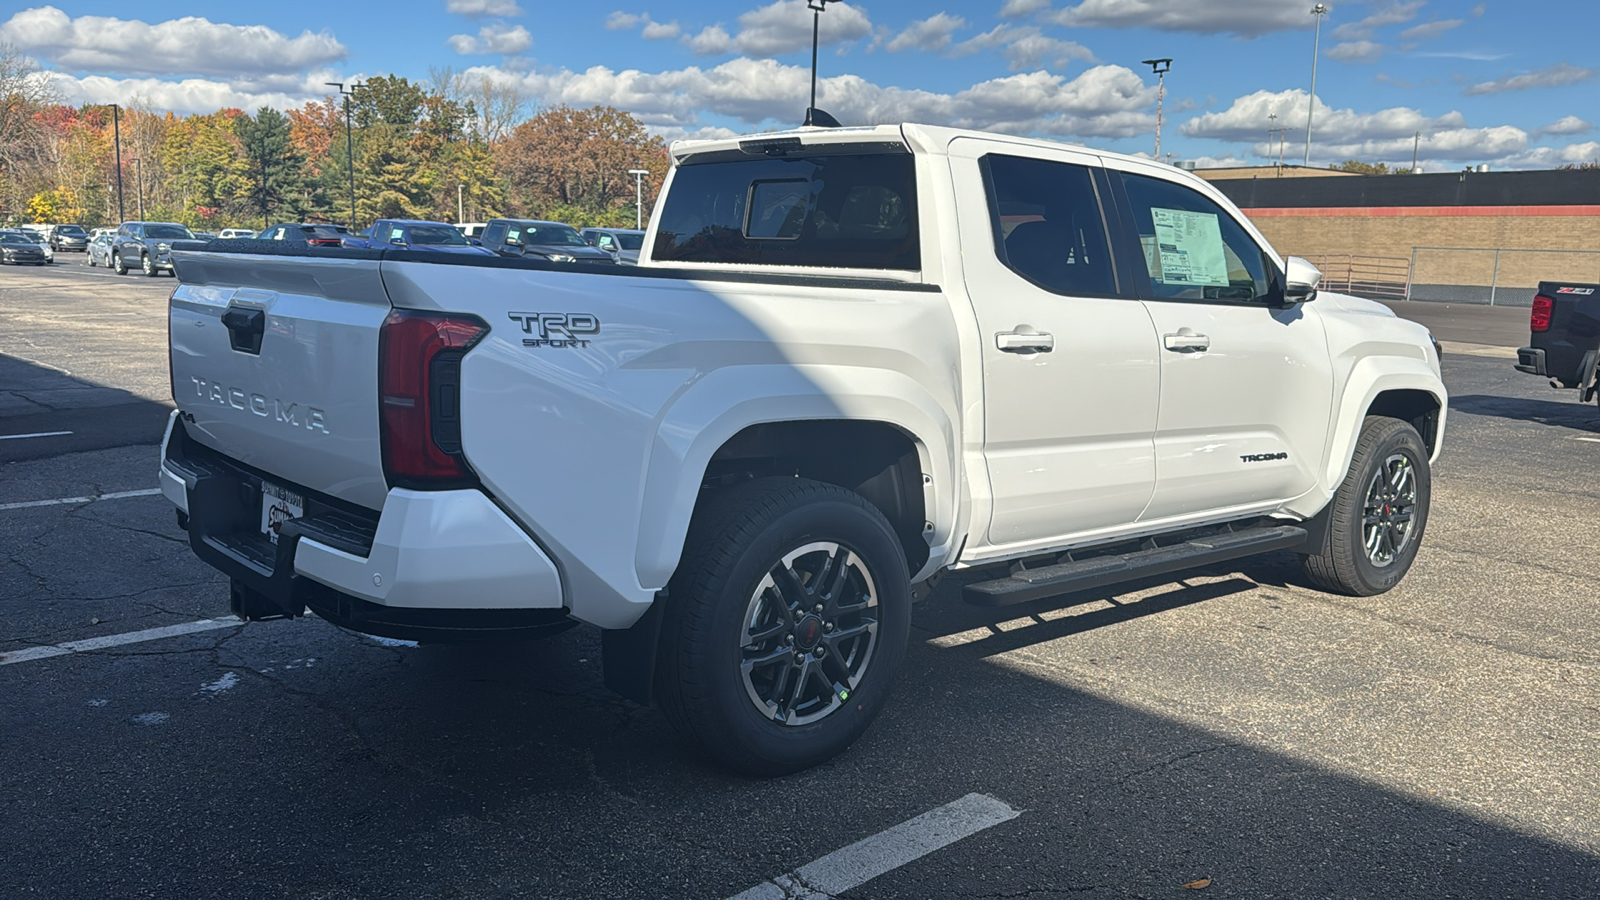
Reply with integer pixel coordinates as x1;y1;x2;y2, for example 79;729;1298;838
1404;246;1600;306
1300;253;1413;302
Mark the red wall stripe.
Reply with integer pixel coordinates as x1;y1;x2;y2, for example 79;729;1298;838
1240;205;1600;218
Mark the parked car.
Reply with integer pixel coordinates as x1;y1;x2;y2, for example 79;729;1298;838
344;219;494;255
86;233;115;267
110;221;197;276
161;122;1447;776
480;218;616;263
259;223;352;247
0;231;48;265
48;224;90;252
193;232;218;242
218;228;256;240
456;222;487;240
579;227;646;264
10;229;54;263
1515;280;1600;408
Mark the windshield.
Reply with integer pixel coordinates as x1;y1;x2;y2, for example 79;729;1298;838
523;224;588;247
407;224;470;246
57;225;86;235
145;225;194;239
0;234;32;244
616;233;644;251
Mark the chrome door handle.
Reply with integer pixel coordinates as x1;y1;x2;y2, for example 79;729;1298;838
996;328;1054;353
1163;330;1210;353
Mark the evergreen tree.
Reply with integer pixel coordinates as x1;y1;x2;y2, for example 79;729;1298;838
237;107;305;226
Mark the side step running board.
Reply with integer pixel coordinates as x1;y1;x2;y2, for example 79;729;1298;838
964;524;1308;607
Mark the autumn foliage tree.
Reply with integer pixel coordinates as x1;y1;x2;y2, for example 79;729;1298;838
496;105;667;227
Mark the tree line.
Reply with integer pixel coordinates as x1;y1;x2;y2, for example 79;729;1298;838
0;47;668;231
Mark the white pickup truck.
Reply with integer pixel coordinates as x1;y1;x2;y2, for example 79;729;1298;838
160;124;1446;774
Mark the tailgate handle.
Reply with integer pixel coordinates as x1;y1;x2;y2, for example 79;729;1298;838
221;306;265;355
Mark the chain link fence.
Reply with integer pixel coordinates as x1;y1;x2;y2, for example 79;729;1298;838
1405;247;1600;307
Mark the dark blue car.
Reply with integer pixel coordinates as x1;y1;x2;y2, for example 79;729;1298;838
347;220;495;256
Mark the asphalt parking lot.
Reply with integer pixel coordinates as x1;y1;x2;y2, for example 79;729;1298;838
4;255;1599;898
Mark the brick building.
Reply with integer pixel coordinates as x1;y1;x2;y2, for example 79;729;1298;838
1195;166;1600;305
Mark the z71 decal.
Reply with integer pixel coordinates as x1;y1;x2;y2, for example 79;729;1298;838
1555;287;1595;295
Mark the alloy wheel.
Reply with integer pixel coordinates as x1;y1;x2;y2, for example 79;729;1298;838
739;541;879;726
1362;452;1417;567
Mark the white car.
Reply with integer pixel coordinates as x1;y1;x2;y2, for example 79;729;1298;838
456;222;487;240
218;228;256;240
160;123;1445;775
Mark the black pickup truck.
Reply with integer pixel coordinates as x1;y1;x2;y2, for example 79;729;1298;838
1516;281;1600;407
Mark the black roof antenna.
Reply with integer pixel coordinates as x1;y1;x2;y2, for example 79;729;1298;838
803;0;842;127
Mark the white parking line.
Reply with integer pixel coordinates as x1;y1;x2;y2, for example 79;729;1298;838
0;618;240;666
0;487;162;512
1571;437;1600;444
0;430;73;441
726;793;1019;900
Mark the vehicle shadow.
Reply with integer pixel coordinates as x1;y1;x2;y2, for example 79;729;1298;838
1449;393;1600;433
0;352;173;461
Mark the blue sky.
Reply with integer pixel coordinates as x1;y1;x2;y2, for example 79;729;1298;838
5;1;1597;169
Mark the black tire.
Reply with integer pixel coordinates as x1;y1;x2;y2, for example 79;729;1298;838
141;253;156;276
1302;416;1431;596
658;477;911;776
112;251;127;275
87;252;96;267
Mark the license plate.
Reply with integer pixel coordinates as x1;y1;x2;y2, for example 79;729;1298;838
260;482;304;543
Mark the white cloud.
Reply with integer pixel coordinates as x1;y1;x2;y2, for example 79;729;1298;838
1534;115;1592;138
1331;1;1423;40
1047;0;1318;36
467;58;1155;139
448;24;532;55
1463;62;1594;95
447;0;524;16
886;13;966;53
1397;19;1462;41
44;70;334;115
0;6;346;78
1327;41;1385;63
685;1;873;57
1184;88;1535;164
642;20;681;40
1001;34;1096;71
605;12;644;29
1489;141;1599;170
999;0;1052;16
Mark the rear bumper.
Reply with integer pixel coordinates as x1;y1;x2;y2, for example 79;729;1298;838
160;412;565;620
1514;347;1546;376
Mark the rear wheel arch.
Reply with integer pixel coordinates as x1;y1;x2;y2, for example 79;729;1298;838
698;419;931;577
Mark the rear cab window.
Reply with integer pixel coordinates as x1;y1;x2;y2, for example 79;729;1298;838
652;149;919;270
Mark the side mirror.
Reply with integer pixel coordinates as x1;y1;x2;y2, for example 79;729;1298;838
470;238;483;246
389;235;407;245
505;235;523;247
1283;256;1321;304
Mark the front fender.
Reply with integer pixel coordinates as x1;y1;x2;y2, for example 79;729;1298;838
1318;356;1447;500
634;363;961;591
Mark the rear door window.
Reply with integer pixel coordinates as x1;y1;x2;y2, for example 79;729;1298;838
653;152;919;270
981;154;1117;297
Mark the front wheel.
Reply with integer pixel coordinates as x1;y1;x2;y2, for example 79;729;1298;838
141;253;156;276
658;477;911;776
112;252;127;275
1302;416;1432;596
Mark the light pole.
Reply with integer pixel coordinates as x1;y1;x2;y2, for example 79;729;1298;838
1142;58;1172;161
628;169;650;230
457;183;464;224
132;157;144;220
803;0;841;127
1411;131;1422;173
326;82;358;229
1305;4;1328;166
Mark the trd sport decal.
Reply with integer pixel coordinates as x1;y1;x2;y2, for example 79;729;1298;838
508;312;600;348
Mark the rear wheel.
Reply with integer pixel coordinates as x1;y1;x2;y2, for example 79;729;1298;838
1302;416;1431;596
658;477;910;776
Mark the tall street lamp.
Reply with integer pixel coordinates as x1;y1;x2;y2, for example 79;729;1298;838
803;0;842;127
1142;58;1172;161
457;183;464;224
1304;4;1329;166
89;103;126;223
326;82;359;229
628;169;650;230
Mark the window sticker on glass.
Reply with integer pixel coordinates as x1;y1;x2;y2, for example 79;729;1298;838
1149;207;1230;287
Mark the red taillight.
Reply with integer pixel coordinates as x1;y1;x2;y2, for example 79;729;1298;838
378;310;488;487
1531;295;1554;333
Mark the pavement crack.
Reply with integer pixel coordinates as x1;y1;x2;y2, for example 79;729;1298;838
1113;743;1237;786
